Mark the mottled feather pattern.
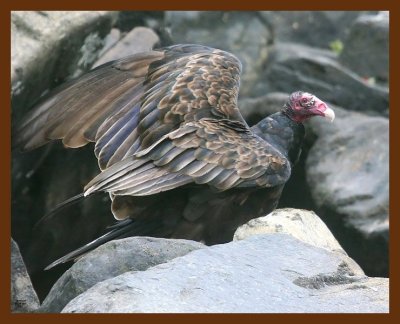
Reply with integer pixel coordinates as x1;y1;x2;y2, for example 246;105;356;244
84;118;290;198
136;46;245;151
95;45;246;170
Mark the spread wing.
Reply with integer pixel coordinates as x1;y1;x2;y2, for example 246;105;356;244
84;119;291;199
15;44;291;213
14;44;247;170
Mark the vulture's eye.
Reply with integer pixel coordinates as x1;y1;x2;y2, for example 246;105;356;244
300;98;315;108
307;99;315;108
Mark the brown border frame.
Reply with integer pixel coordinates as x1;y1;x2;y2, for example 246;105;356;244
3;1;398;322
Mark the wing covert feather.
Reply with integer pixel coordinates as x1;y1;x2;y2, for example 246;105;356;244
84;119;291;198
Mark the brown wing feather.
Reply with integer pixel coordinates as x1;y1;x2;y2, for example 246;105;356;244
14;52;163;151
84;119;291;203
14;44;246;173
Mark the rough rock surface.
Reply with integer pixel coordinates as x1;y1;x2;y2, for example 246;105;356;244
307;107;389;239
62;234;388;313
234;208;346;255
165;11;272;98
11;11;118;117
306;106;388;276
259;11;370;49
262;42;388;116
239;92;288;126
339;12;389;82
93;26;160;67
39;237;204;313
11;239;40;313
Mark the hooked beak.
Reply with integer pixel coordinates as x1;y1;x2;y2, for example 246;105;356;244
323;106;335;122
313;97;335;122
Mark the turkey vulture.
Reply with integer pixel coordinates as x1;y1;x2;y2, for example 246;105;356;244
14;44;335;269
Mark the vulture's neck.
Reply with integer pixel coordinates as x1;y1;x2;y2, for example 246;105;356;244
251;112;305;166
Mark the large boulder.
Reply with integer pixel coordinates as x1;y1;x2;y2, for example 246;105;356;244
261;42;388;116
11;239;40;313
61;233;388;313
239;92;288;126
164;11;272;98
234;208;346;255
39;237;204;313
11;11;118;118
259;11;371;49
93;26;159;68
339;12;389;82
306;106;389;276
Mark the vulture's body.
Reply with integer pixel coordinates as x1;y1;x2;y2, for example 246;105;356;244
13;44;334;269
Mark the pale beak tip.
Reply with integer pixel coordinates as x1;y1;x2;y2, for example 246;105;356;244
323;107;335;122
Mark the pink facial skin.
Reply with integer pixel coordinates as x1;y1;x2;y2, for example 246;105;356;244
288;92;335;123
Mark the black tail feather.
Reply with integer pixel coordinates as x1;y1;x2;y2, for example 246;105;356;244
33;193;88;230
45;218;135;270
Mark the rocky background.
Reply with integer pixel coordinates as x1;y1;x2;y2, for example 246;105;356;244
11;11;389;313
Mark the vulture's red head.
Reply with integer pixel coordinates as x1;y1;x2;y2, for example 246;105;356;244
283;91;335;123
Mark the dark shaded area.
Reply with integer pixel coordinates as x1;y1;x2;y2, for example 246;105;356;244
278;150;315;211
12;143;114;301
116;11;165;32
30;263;73;302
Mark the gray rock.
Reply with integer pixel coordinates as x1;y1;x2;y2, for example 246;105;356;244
11;11;118;117
96;28;122;58
62;234;388;313
259;11;370;49
239;92;288;126
165;11;272;97
93;26;160;68
306;107;388;276
39;237;204;313
115;11;165;33
234;208;346;256
11;239;40;313
262;42;388;116
339;12;389;82
307;107;389;239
